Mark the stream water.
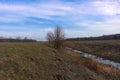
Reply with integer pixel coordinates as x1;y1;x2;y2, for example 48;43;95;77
67;48;120;69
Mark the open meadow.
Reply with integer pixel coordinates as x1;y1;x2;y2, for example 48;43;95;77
1;0;120;80
0;42;119;80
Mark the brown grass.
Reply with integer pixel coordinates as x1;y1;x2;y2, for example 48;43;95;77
0;42;119;80
65;48;120;80
65;40;120;62
81;58;120;79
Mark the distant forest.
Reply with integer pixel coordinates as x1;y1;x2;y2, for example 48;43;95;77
66;34;120;41
0;37;36;42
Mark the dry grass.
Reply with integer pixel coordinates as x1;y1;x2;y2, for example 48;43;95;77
0;42;98;80
81;58;120;79
0;42;58;80
0;42;119;80
84;59;117;73
65;48;120;80
65;40;120;62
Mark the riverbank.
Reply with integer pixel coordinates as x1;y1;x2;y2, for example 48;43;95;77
67;47;120;69
0;42;119;80
65;40;120;63
64;49;120;80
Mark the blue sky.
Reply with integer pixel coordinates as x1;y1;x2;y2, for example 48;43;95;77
0;0;120;40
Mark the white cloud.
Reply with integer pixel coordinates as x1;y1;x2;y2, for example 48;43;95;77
65;29;104;38
0;2;73;22
0;0;120;40
0;15;26;23
0;27;54;41
91;0;120;15
76;17;120;35
1;0;120;23
70;0;120;16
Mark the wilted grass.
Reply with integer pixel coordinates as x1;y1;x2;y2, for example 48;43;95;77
83;58;117;74
0;42;93;80
0;42;119;80
82;58;120;79
65;49;120;80
65;40;120;62
0;42;59;80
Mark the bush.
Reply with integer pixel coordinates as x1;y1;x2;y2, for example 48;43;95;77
46;26;65;49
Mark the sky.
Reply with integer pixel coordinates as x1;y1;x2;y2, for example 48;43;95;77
0;0;120;41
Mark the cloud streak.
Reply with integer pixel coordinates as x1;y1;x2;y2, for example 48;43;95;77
0;2;73;21
0;0;120;40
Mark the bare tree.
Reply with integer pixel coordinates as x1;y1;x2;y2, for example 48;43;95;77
46;25;65;49
46;31;54;44
54;26;65;49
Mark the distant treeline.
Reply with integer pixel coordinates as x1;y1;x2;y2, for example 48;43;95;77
66;34;120;41
0;37;36;42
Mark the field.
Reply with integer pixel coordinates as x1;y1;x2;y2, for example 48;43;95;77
0;42;119;80
65;40;120;63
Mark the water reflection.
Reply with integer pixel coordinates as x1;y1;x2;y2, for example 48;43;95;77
67;47;120;69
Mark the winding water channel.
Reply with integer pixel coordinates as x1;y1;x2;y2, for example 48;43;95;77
67;48;120;69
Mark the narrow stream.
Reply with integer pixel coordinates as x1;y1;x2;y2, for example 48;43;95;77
67;47;120;69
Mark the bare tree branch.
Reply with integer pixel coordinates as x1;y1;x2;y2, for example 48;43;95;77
46;25;65;49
